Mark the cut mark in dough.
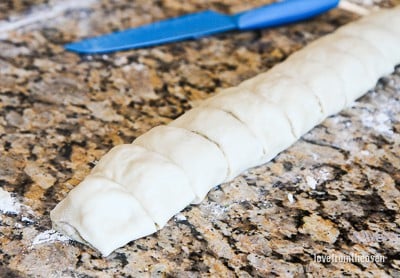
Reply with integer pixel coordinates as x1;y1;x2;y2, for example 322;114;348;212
136;143;197;201
286;75;326;117
254;74;324;138
359;9;400;37
254;90;298;140
91;173;158;230
76;172;162;231
336;34;389;66
133;125;228;204
291;44;375;102
287;57;349;105
202;87;296;162
285;112;298;141
91;145;196;227
246;63;336;121
324;34;394;83
170;107;264;180
215;108;268;157
338;22;400;62
251;73;325;137
300;83;325;116
190;130;232;179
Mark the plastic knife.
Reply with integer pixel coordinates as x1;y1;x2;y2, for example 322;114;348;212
65;0;339;54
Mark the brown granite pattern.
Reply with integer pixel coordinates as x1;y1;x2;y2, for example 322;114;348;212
0;0;399;277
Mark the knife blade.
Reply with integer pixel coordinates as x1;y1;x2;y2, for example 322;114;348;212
65;0;339;54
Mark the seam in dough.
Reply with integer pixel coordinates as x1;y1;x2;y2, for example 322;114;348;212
251;74;326;137
190;130;232;179
170;106;264;180
133;125;229;204
271;73;327;119
214;108;269;157
202;87;296;159
90;173;156;226
328;35;391;79
134;143;199;204
336;34;390;66
87;167;164;230
341;22;400;60
288;57;349;105
242;64;338;120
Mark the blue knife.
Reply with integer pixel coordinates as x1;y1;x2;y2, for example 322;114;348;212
65;0;339;54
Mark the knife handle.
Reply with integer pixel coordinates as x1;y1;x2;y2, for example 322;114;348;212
235;0;339;30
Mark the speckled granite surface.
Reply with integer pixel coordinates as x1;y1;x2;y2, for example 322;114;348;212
0;0;399;277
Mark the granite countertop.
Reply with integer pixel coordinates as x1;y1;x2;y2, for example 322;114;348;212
1;0;399;277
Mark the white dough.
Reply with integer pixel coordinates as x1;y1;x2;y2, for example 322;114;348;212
241;59;347;117
51;8;400;257
91;144;196;227
133;125;228;203
170;107;264;180
316;34;393;81
251;74;325;137
288;43;372;101
359;7;400;36
202;87;296;164
337;22;400;63
50;175;157;256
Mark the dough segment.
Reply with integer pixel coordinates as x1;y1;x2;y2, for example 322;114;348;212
51;8;400;257
336;23;400;63
133;125;228;203
50;175;157;256
359;6;400;36
201;87;296;164
251;75;326;137
288;44;372;102
269;61;346;117
91;144;196;227
321;34;393;80
169;107;264;180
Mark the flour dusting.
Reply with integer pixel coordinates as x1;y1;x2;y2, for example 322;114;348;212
361;112;393;135
201;202;228;220
305;176;317;190
32;229;70;245
287;193;295;204
0;188;20;214
21;216;34;223
174;213;187;222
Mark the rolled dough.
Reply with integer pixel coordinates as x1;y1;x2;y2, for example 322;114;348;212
51;7;400;256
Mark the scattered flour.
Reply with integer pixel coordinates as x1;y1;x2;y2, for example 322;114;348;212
287;193;295;204
360;150;370;157
0;188;20;214
123;63;146;72
21;216;35;223
32;229;70;245
318;168;331;181
0;189;67;247
201;202;228;220
305;176;317;190
361;112;393;135
174;213;187;222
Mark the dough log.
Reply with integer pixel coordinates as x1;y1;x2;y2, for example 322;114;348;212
51;7;400;256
